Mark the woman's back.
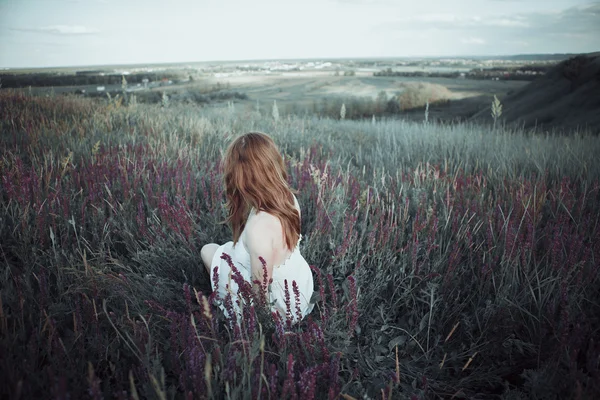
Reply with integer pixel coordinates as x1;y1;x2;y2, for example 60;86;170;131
240;194;302;266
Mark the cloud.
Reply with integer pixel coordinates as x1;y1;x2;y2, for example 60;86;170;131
486;17;529;27
12;25;100;35
8;40;71;47
461;37;485;45
377;2;599;35
387;13;530;29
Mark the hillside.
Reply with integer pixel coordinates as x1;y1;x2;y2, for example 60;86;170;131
473;52;600;134
1;91;600;398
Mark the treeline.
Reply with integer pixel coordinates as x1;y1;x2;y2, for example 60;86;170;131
334;70;356;76
0;72;180;88
374;68;463;79
467;65;550;80
86;88;248;105
280;90;447;120
307;94;401;119
374;65;550;81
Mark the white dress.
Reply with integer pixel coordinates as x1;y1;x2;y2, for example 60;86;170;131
210;197;314;324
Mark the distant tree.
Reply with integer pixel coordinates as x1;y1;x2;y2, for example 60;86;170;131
386;97;400;114
375;91;388;114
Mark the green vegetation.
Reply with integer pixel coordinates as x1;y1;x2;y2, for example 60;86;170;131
282;83;450;120
85;88;248;106
1;90;599;399
374;65;550;80
0;71;180;88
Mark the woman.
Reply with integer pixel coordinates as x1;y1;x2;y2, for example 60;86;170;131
201;132;314;323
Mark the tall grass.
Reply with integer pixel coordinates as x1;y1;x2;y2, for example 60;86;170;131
1;90;599;399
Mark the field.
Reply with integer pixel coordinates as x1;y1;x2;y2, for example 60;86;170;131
1;58;536;124
196;72;529;123
1;89;599;399
5;70;530;128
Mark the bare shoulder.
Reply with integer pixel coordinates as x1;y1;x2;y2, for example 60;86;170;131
247;211;281;231
245;211;283;246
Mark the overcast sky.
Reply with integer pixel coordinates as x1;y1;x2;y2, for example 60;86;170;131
0;0;598;68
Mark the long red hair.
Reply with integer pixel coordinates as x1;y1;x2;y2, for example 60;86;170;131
223;132;300;250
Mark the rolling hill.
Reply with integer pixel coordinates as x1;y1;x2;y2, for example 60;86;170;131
473;52;600;134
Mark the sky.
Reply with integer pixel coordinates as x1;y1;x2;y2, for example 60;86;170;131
0;0;598;68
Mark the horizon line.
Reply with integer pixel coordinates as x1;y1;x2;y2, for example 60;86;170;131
2;51;593;71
